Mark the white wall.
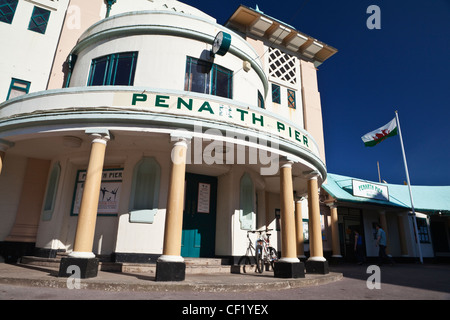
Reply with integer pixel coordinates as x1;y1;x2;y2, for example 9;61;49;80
0;0;69;101
69;11;265;107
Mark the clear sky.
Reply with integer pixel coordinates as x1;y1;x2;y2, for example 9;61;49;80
183;0;450;186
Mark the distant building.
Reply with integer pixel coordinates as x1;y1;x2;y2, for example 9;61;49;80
0;0;338;280
322;173;450;262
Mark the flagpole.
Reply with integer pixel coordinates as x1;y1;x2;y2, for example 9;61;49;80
377;161;381;183
395;110;423;264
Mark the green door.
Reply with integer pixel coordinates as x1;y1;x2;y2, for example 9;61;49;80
181;173;217;258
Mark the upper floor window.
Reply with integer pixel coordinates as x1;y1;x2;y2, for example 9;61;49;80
88;52;138;86
257;90;264;109
28;6;50;34
272;84;281;104
287;89;296;109
0;0;18;24
7;78;30;100
269;47;297;86
184;56;233;99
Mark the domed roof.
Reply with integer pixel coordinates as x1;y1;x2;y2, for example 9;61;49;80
109;0;216;22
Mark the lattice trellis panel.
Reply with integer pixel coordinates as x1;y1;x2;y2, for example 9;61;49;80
268;47;297;85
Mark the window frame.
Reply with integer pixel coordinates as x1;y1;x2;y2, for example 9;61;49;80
239;173;255;230
416;217;430;243
0;0;19;24
185;56;233;99
42;162;61;221
258;90;265;109
129;157;161;224
87;52;138;87
7;78;31;100
287;89;296;109
272;83;281;104
28;6;51;34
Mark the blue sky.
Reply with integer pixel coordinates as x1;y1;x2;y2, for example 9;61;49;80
184;0;450;186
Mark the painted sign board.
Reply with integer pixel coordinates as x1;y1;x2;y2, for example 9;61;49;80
352;179;389;201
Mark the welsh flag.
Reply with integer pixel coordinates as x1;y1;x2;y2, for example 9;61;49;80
361;118;398;147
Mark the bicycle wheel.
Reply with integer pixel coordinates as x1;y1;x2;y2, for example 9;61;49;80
237;255;252;273
268;247;278;271
255;245;264;273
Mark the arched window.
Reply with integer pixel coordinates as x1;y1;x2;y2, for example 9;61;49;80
129;157;161;223
239;172;255;230
42;162;61;221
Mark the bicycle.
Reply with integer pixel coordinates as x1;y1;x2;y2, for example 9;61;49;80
255;229;278;273
237;230;258;273
237;229;278;274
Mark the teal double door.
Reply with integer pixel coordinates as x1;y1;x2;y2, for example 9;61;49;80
181;173;217;258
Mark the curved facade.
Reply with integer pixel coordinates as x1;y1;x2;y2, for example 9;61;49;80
0;1;337;279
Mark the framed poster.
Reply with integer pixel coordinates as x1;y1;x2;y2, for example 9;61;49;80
303;219;309;243
71;169;123;216
197;182;211;213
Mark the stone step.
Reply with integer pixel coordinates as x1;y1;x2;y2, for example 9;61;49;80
20;256;234;274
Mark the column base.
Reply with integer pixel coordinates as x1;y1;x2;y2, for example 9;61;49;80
305;259;329;274
155;260;186;282
58;257;99;279
274;261;305;278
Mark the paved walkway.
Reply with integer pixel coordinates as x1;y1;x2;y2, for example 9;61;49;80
0;262;342;293
0;261;449;301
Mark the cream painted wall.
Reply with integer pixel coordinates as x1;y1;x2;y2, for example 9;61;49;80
300;60;326;163
47;0;104;89
114;150;171;255
0;0;70;100
0;154;27;240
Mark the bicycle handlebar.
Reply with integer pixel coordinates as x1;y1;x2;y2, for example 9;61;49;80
247;228;273;234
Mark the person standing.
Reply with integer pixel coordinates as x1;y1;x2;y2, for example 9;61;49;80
354;229;365;265
375;223;393;266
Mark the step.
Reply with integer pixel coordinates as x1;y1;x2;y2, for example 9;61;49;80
20;256;234;274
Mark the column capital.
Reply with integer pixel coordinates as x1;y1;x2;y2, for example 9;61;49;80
279;156;296;168
0;139;15;152
85;128;111;144
303;170;320;180
325;201;337;209
280;160;294;169
170;132;192;147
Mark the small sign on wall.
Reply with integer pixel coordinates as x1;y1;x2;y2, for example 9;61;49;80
71;169;123;216
197;182;211;213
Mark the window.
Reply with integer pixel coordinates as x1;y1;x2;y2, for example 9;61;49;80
269;47;297;85
417;218;430;243
287;89;296;109
42;162;61;221
88;52;138;86
185;56;233;99
257;91;264;109
239;173;255;230
272;84;281;104
7;78;30;100
0;0;18;24
129;158;161;224
28;6;50;34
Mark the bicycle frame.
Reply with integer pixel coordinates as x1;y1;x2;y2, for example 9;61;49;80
255;229;278;273
238;229;278;274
